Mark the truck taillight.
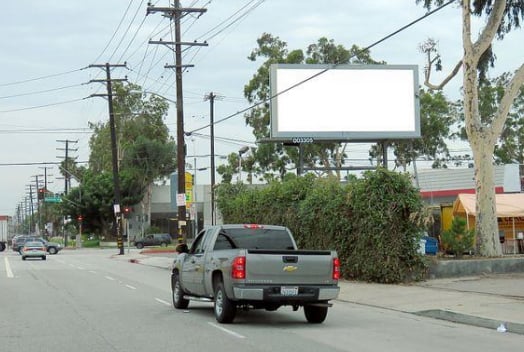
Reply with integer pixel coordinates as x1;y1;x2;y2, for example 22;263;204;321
231;256;246;279
332;258;340;280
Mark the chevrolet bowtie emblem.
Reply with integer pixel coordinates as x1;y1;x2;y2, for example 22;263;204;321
283;266;298;272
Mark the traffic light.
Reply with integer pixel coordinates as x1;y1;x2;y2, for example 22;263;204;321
38;188;46;200
123;206;132;219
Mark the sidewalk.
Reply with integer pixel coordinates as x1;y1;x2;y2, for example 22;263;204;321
115;251;524;335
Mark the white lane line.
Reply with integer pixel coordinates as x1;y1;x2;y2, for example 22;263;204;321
88;270;97;274
4;257;14;278
155;298;171;306
208;322;246;339
76;266;85;270
105;276;115;281
125;284;137;290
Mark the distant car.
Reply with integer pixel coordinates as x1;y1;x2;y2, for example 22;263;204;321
13;236;62;254
21;241;47;261
134;234;172;249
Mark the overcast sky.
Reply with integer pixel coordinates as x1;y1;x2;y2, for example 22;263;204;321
0;0;522;216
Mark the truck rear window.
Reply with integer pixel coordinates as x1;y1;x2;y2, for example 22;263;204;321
221;228;294;250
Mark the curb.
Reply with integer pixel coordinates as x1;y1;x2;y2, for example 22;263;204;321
415;309;524;335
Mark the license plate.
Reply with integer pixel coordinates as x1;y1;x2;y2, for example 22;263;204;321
280;286;298;296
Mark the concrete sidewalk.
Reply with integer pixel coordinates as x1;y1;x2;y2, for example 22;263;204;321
115;251;524;335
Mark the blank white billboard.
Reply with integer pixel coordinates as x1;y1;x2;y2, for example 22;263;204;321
270;64;420;141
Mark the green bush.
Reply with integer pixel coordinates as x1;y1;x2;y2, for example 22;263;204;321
216;168;428;283
441;216;475;257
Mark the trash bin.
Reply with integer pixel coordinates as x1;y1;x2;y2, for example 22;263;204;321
423;236;438;255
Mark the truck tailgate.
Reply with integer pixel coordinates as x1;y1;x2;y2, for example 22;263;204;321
245;250;335;285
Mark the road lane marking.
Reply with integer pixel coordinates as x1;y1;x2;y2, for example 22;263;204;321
105;276;115;281
155;298;171;306
89;270;97;274
208;322;246;339
125;284;137;290
4;257;14;278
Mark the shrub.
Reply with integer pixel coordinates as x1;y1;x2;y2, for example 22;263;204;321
215;168;428;283
441;216;475;257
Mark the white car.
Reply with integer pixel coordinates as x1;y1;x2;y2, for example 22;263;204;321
21;241;47;261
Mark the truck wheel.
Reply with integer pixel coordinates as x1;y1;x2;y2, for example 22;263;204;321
48;247;57;255
304;305;328;324
172;272;189;309
0;243;5;252
214;282;236;324
136;242;144;249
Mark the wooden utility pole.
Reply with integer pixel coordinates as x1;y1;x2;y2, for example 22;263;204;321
204;92;222;225
89;63;127;255
147;1;207;243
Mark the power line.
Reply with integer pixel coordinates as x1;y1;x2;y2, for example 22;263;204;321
91;0;136;63
0;83;86;100
0;98;86;114
0;67;87;87
188;0;456;134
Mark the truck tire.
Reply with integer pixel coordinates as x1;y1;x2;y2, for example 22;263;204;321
0;242;5;252
48;247;57;255
304;305;328;324
172;272;189;309
136;242;144;249
214;282;236;324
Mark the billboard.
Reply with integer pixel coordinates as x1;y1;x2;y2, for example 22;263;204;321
269;64;420;141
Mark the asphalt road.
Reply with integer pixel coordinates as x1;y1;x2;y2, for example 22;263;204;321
1;248;522;352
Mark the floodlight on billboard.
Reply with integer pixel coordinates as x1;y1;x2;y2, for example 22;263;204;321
269;64;420;141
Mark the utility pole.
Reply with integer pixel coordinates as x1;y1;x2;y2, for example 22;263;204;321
32;174;44;235
204;92;222;225
89;63;127;255
39;166;53;236
57;139;78;195
147;1;207;243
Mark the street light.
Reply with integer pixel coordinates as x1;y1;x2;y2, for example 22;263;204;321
238;146;249;183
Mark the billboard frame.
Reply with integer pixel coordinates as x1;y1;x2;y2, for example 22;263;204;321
269;64;420;141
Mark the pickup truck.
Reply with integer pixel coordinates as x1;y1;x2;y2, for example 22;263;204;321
171;224;340;324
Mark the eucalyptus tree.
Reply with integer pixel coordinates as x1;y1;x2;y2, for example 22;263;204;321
418;0;524;256
219;34;382;183
63;82;176;237
369;88;459;170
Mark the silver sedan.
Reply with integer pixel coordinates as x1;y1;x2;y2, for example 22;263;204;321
21;241;47;261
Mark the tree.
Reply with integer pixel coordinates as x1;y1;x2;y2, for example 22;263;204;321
63;82;176;237
220;34;384;183
369;88;459;170
418;0;524;256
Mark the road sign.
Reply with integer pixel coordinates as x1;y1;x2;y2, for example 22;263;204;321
44;196;62;203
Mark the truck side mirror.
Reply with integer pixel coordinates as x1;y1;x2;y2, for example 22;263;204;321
176;243;188;254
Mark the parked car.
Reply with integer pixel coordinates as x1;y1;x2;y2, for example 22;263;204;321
134;234;172;249
13;236;62;254
21;241;47;261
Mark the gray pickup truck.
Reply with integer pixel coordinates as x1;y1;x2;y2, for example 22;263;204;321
171;224;340;324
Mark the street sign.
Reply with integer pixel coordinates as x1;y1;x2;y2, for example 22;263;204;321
44;196;62;203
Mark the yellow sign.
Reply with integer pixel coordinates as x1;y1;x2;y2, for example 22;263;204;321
185;172;193;209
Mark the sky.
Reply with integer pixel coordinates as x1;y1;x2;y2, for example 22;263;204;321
0;0;522;216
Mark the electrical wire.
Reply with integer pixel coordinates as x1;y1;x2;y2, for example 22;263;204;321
0;83;86;100
0;98;86;114
188;0;457;134
91;0;136;64
0;68;87;87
